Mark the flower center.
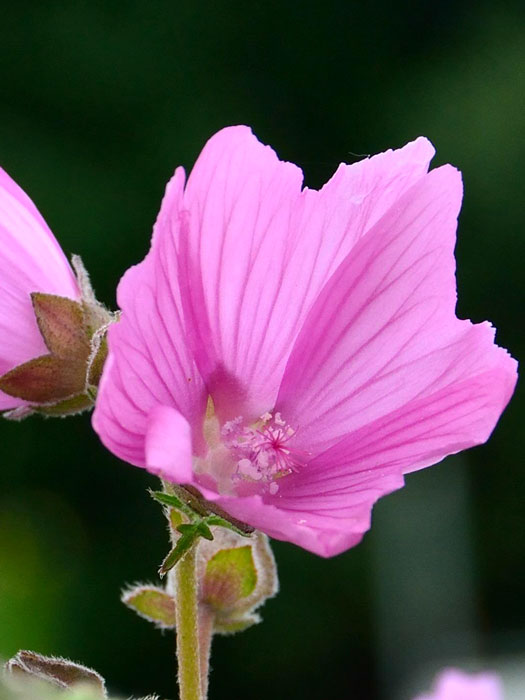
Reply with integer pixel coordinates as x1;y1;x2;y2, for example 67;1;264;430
222;412;302;495
197;403;305;497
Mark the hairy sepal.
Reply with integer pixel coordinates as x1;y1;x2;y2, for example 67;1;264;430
202;546;257;609
121;585;175;629
0;264;113;417
197;529;278;635
5;650;106;696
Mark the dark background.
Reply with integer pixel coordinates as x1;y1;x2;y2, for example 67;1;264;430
0;2;523;699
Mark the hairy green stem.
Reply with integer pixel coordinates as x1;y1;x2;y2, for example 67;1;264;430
175;545;203;700
198;607;214;698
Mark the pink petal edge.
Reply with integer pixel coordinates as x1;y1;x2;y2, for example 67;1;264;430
92;168;207;465
0;166;79;409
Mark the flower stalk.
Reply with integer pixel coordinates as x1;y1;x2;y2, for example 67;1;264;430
153;479;277;700
174;543;203;700
197;607;214;698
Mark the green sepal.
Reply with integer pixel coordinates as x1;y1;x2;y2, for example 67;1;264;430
36;392;95;417
214;613;260;635
151;489;253;537
159;532;195;576
121;585;175;629
81;300;112;340
169;508;184;530
87;335;108;387
31;293;90;358
180;521;214;541
159;521;213;577
203;545;258;610
149;490;195;519
205;514;252;537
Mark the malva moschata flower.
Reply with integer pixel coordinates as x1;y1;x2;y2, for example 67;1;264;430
93;126;517;556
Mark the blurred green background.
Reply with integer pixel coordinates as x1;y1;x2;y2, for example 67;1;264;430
0;2;523;699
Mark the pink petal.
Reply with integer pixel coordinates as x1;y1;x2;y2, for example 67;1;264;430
189;347;514;556
185;482;399;558
0;167;79;409
414;669;503;700
277;165;516;455
92;169;207;466
177;355;515;557
145;405;193;482
178;126;435;419
298;361;514;489
264;362;512;555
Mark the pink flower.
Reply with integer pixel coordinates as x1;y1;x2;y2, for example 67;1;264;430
0;167;80;412
93;126;517;557
414;669;503;700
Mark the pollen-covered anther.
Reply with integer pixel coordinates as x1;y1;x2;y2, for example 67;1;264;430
221;412;304;495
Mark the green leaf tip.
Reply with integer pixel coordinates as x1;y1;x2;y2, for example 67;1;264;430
149;490;190;515
205;514;253;537
158;521;213;576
